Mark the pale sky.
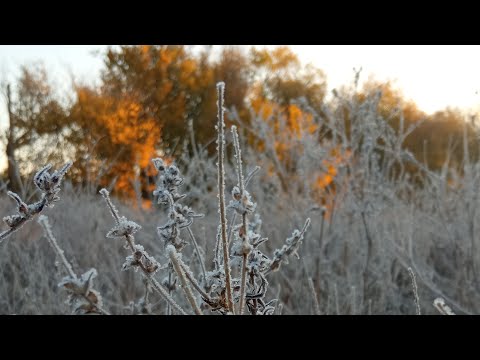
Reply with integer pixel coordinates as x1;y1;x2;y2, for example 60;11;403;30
1;45;480;171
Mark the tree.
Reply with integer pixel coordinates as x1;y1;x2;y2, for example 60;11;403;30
100;46;211;149
249;46;327;116
2;63;68;194
68;86;161;199
67;46;253;197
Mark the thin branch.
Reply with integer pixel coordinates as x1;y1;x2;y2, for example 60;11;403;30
38;215;76;279
308;277;321;315
186;226;207;282
167;245;203;315
216;82;234;314
99;188;187;315
232;125;250;315
408;267;421;315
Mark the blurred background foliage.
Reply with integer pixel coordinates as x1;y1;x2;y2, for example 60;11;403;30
1;45;478;202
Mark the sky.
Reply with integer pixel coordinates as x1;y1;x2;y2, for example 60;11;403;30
2;45;480;171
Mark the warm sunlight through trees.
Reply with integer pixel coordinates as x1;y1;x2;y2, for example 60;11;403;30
2;45;480;204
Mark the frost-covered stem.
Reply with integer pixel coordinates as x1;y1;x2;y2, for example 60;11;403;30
38;215;110;315
129;243;185;314
232;126;250;315
166;191;175;213
125;234;136;253
179;262;213;303
232;126;245;194
99;188;121;224
227;166;261;246
408;267;421;315
308;277;321;315
186;226;207;282
1;196;47;243
245;166;261;187
276;303;284;315
433;298;455;315
239;255;248;315
148;276;187;315
38;215;76;279
93;304;110;315
214;226;222;269
166;270;172;315
0;228;15;243
167;245;203;315
143;282;151;312
265;218;311;275
99;188;185;315
227;214;236;247
216;82;234;314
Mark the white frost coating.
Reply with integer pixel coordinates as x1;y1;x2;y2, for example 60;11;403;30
106;217;142;238
433;298;456;315
268;218;311;273
122;244;160;274
215;81;234;313
408;267;421;315
38;215;76;279
231;125;245;194
99;185;187;315
152;157;202;253
167;244;203;315
37;214;107;314
1;162;72;243
58;268;104;315
99;188;121;224
228;187;256;215
34;161;73;207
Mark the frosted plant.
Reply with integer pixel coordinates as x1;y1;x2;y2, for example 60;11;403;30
128;280;153;315
38;215;108;315
229;125;252;314
1;162;72;243
99;188;187;315
228;216;310;315
433;298;456;315
122;244;160;274
167;245;203;315
267;219;311;274
151;157;205;314
308;277;321;315
187;84;311;315
146;83;312;315
58;268;104;315
33;163;72;206
408;267;421;315
215;82;235;313
106;219;142;239
153;158;203;252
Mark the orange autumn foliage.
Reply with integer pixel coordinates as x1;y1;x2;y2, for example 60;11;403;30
250;98;350;218
70;88;161;198
311;147;352;219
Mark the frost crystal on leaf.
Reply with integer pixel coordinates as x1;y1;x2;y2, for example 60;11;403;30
228;187;256;215
152;157;202;253
1;162;72;242
106;217;141;238
34;162;73;207
268;218;311;273
122;244;160;274
58;268;103;315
